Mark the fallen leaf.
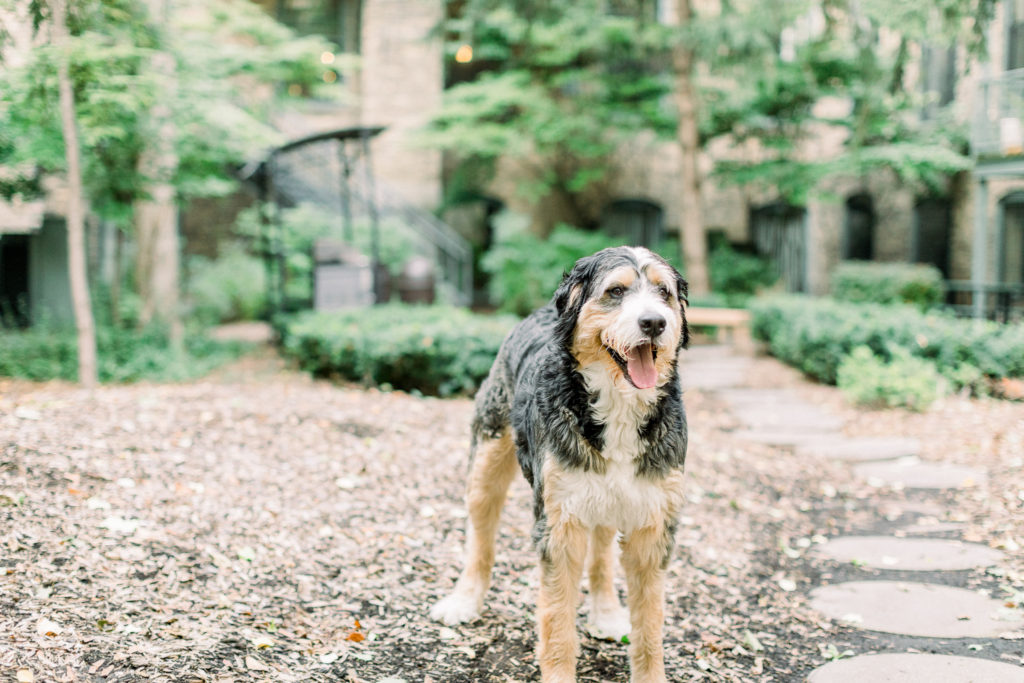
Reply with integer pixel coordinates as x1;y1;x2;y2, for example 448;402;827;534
245;655;270;671
16;669;34;683
36;618;61;637
251;634;274;649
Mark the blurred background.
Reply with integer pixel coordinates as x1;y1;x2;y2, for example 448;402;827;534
0;0;1022;403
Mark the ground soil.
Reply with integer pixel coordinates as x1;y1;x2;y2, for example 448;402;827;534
1;347;1022;682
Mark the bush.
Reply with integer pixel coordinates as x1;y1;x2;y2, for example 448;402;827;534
186;243;267;325
278;304;519;396
480;213;774;314
0;324;251;383
481;214;625;316
831;261;944;309
837;345;943;410
750;296;1024;393
708;241;779;307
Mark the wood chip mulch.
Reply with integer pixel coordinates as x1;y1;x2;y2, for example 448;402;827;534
1;349;1021;682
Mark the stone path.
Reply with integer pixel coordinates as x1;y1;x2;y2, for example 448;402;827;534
686;346;1024;682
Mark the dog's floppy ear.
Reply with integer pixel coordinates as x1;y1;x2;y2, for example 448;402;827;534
553;253;599;347
674;270;690;349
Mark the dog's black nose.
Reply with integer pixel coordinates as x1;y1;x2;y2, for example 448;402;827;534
639;313;666;338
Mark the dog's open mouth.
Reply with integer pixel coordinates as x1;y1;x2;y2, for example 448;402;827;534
606;343;659;389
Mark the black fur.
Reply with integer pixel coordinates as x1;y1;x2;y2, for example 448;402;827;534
471;247;689;559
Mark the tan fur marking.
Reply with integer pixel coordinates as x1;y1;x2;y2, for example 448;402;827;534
464;431;518;584
538;460;589;682
621;521;669;683
603;265;637;291
572;300;622;375
439;430;518;616
587;525;619;613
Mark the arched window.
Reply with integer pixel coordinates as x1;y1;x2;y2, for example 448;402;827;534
999;192;1024;285
600;199;664;247
750;201;806;292
842;193;875;261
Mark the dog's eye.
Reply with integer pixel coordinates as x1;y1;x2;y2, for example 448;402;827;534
657;285;672;301
605;285;626;299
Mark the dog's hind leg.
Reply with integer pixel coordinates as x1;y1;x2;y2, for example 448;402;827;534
431;429;517;625
585;525;631;642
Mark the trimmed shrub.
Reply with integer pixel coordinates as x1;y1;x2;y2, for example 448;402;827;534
278;304;519;396
750;296;1024;392
0;324;251;383
831;261;944;309
837;345;943;410
708;241;779;307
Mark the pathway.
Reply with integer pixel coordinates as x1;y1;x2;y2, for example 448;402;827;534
683;345;1024;682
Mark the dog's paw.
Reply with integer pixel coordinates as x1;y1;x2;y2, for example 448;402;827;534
430;591;481;625
586;603;631;642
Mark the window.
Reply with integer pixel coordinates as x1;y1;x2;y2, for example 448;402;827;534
600;199;664;247
1000;194;1024;285
1008;0;1024;70
261;0;362;54
912;197;951;277
920;44;956;118
842;194;875;261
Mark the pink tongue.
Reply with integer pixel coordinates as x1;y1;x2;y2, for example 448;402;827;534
626;344;658;389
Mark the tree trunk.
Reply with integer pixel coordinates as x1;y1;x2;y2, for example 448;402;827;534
673;0;710;297
53;0;98;388
135;0;182;346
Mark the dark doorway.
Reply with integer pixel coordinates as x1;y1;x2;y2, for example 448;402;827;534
750;202;806;292
843;193;875;260
0;235;31;327
913;197;952;277
600;199;664;248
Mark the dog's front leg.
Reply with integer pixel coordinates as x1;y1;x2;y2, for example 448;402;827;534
621;524;670;683
537;510;588;683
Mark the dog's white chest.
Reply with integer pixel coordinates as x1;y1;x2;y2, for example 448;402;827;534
556;460;665;533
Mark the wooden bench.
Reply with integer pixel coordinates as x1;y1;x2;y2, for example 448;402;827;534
685;306;752;352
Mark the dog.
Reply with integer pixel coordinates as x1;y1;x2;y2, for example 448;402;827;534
431;246;689;683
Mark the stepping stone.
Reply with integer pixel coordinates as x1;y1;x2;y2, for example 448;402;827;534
809;581;1023;638
815;536;1003;571
808;653;1024;682
729;404;844;431
795;436;921;462
854;457;987;490
683;368;749;390
733;429;840;447
716;388;806;405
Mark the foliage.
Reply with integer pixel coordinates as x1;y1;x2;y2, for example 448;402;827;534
279;305;518;397
694;0;996;203
0;0;347;225
420;0;674;224
750;296;1024;394
0;322;250;383
708;240;779;307
831;261;944;309
837;345;942;410
481;213;774;314
186;243;267;325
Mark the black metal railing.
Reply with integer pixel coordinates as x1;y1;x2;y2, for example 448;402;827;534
943;280;1024;322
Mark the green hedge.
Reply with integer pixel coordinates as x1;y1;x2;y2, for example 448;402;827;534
750;296;1024;391
831;261;944;309
0;325;250;383
278;305;519;396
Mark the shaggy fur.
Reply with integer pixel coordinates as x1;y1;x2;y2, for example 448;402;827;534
432;246;689;683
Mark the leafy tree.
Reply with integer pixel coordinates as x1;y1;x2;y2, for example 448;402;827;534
0;0;345;329
695;0;999;203
420;0;675;231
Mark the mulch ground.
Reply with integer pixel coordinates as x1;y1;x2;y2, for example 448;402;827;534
1;348;1021;682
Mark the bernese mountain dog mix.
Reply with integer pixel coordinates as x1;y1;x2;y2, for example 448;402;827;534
432;246;689;683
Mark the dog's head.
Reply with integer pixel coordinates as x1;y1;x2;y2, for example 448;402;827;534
554;246;688;390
